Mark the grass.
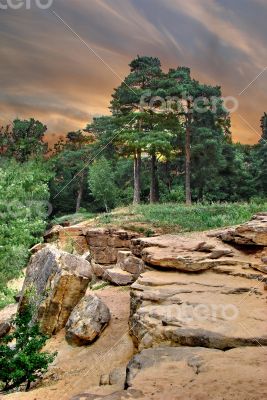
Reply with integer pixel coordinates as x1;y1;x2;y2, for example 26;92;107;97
96;201;267;233
51;211;95;226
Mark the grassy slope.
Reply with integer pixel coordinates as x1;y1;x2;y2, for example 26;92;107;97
56;201;267;235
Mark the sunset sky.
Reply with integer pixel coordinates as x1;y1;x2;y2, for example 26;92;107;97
0;0;266;145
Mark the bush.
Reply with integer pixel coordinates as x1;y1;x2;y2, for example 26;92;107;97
0;160;51;307
0;304;56;392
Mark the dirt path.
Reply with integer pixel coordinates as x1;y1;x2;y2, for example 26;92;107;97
3;286;134;400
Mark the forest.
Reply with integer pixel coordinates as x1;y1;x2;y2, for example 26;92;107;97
0;55;266;306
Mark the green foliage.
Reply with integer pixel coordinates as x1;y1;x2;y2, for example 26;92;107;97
0;305;56;392
97;201;267;233
0;118;48;162
0;159;51;306
88;157;117;212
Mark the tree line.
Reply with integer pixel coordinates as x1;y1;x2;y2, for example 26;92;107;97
0;56;266;216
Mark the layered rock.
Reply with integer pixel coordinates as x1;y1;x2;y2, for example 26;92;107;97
19;247;92;335
66;294;110;345
129;268;267;350
44;225;89;255
125;346;267;400
131;235;237;272
217;212;267;246
86;228;139;264
85;228;143;285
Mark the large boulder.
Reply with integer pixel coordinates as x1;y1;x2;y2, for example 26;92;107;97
217;213;267;246
65;294;111;345
117;251;145;277
129;267;267;350
125;346;267;400
19;247;92;335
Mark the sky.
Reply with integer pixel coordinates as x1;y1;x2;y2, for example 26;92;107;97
0;0;267;146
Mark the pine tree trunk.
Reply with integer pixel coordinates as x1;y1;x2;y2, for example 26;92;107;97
133;149;141;204
150;152;159;203
185;115;192;205
76;172;84;212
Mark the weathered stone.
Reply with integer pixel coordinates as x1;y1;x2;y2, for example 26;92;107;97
92;261;114;279
0;304;17;338
19;247;92;335
117;251;145;276
125;346;267;400
104;267;135;286
129;269;267;350
30;242;47;254
44;225;89;255
66;294;110;346
131;235;236;272
0;322;10;338
86;228;140;264
71;389;143;400
109;367;126;386
90;246;126;265
218;212;267;246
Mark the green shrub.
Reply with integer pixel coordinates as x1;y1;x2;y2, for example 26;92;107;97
0;305;56;392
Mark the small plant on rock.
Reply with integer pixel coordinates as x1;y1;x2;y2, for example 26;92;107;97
0;304;56;393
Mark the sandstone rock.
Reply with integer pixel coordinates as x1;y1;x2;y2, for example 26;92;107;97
125;346;267;400
92;261;114;279
218;212;267;246
86;228;139;264
0;322;11;338
104;267;135;286
0;304;17;338
89;246;125;265
109;367;126;386
65;294;110;345
131;235;235;272
117;251;145;276
129;269;267;350
71;389;143;400
44;225;89;255
19;247;92;335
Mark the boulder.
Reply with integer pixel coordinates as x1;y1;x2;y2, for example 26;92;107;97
218;213;267;246
19;247;92;335
66;294;110;345
117;251;145;276
125;346;267;400
104;267;135;286
129;268;267;350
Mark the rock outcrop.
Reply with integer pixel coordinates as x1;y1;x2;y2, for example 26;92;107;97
19;247;92;335
85;228;143;285
66;294;111;345
86;228;139;264
129;268;267;350
217;212;267;246
44;225;89;255
125;346;267;400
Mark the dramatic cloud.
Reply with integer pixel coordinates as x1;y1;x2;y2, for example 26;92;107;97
0;0;266;144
